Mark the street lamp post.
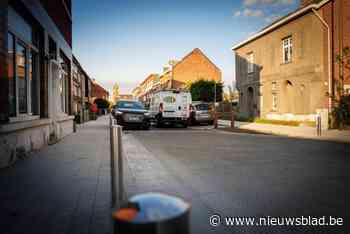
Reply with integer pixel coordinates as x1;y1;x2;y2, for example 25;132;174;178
214;82;218;129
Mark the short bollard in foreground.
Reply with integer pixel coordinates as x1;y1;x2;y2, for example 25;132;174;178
112;193;191;234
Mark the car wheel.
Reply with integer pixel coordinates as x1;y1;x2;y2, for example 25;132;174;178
143;123;150;130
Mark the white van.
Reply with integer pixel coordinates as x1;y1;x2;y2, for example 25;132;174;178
150;90;192;127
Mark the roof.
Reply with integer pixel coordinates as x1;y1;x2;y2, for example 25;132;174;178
231;0;330;50
173;48;221;72
72;55;90;78
140;74;159;86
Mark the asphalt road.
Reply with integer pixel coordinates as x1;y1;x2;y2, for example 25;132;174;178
127;127;350;234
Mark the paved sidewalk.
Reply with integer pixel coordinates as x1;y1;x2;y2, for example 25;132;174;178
218;119;350;143
123;132;232;234
0;116;112;234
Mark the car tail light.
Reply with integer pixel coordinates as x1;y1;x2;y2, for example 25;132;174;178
159;103;164;112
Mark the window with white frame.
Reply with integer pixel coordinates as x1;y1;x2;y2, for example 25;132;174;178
7;7;39;118
247;52;254;74
282;36;292;63
272;81;277;91
272;93;277;111
59;70;67;113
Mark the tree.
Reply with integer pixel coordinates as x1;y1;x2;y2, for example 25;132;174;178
335;46;350;96
112;83;120;104
333;46;350;128
189;79;223;102
94;98;110;109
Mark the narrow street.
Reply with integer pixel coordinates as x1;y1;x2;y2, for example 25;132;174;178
124;127;350;233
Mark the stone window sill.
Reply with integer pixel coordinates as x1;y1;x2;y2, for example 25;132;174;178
0;118;51;134
9;114;40;123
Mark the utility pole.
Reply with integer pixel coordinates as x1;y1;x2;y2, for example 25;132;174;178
214;81;218;129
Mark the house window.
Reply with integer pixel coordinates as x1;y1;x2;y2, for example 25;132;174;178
272;81;277;91
282;36;292;63
9;33;39;117
59;71;67;113
247;52;254;74
8;33;16;117
29;50;39;115
16;42;27;113
272;93;277;111
7;7;39;119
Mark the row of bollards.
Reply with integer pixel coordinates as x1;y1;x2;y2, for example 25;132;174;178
109;115;191;234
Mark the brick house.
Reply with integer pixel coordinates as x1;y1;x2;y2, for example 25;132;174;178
135;48;221;102
91;79;109;103
232;0;350;128
171;48;221;89
0;0;74;167
138;74;159;103
73;56;92;123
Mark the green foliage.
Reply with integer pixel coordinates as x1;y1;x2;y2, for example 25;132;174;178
332;95;350;129
94;98;110;109
189;79;223;102
333;46;350;128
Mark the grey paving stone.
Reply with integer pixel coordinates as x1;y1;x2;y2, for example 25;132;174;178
0;116;113;234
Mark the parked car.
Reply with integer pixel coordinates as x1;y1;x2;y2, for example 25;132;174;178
189;102;213;125
112;100;151;129
149;90;192;128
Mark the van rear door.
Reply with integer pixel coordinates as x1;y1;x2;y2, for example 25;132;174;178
161;92;177;117
178;93;190;118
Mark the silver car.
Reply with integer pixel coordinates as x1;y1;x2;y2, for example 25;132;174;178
189;102;213;125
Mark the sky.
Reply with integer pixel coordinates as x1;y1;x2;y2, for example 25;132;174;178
72;0;300;94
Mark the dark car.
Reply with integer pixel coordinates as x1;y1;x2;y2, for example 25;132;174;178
112;100;151;129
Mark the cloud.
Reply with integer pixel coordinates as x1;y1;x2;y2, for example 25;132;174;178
243;0;295;6
264;14;282;22
243;8;264;17
233;8;264;18
233;10;241;17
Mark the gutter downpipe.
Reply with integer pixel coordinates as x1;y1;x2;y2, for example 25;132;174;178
311;8;332;114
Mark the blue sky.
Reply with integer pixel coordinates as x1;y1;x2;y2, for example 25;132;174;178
72;0;300;94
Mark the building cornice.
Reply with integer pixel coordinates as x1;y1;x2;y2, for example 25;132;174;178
231;0;331;51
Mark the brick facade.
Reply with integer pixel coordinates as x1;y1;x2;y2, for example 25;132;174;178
0;0;75;168
135;48;222;102
91;81;109;102
39;0;72;47
328;0;350;93
0;1;8;122
172;48;222;88
234;0;349;124
235;12;328;119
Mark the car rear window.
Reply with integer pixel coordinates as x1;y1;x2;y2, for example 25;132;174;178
117;101;144;109
163;96;176;103
195;104;209;111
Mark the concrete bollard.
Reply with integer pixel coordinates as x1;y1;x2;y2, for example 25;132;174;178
73;120;77;133
230;111;235;129
110;119;123;208
316;115;322;136
112;193;191;234
214;112;218;129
